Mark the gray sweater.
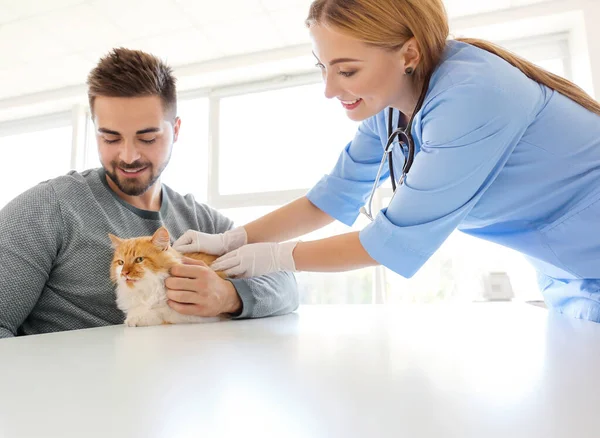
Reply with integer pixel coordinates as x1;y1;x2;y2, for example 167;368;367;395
0;169;298;338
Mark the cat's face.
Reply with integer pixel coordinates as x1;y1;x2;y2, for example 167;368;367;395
109;227;175;288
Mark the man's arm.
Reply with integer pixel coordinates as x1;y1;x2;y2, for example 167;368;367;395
226;272;298;319
0;183;62;338
207;207;299;319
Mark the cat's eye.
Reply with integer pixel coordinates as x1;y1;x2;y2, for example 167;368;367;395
135;257;144;263
117;260;124;265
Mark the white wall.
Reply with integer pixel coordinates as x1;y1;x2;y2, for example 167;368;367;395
582;0;600;97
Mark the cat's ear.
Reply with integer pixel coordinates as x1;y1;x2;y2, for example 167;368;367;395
108;234;123;249
151;226;170;251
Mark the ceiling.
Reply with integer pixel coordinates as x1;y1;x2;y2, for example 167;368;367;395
0;0;551;101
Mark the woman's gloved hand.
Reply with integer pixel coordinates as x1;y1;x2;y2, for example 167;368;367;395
172;227;248;256
210;241;298;278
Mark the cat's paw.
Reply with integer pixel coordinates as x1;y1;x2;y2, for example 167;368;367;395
124;315;143;327
125;312;163;327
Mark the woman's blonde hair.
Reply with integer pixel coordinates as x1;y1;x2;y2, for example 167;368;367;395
306;0;600;115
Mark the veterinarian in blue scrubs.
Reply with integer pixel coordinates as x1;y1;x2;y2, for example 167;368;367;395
175;0;600;322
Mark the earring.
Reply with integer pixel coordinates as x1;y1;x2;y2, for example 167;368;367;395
405;67;414;75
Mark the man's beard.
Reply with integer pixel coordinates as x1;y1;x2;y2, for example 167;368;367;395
104;159;168;196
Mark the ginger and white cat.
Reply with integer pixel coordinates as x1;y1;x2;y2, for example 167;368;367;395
108;226;227;327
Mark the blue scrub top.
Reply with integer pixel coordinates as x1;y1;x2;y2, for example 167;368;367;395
306;40;600;321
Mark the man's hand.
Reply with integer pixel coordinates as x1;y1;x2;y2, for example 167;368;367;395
165;258;242;317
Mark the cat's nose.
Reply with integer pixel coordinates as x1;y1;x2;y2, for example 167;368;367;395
121;269;130;276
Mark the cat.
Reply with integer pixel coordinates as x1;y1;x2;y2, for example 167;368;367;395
108;226;228;327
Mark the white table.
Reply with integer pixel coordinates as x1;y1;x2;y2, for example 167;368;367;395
1;303;600;438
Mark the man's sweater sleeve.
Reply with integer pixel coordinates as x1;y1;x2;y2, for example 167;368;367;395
0;183;62;338
201;206;299;319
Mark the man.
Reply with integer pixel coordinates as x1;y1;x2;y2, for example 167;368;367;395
0;48;298;338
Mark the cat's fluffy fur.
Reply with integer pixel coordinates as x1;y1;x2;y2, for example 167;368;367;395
108;226;227;327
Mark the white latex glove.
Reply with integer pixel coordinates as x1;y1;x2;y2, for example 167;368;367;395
211;241;299;278
172;227;247;256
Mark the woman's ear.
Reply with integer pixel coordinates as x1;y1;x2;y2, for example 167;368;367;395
399;37;421;72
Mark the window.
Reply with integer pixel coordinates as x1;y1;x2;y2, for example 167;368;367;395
503;35;571;79
218;83;359;195
84;117;101;170
296;217;375;305
377;192;542;304
161;98;209;203
216;82;374;304
0;125;73;208
383;229;541;305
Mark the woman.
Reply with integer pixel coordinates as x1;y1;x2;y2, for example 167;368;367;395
174;0;600;321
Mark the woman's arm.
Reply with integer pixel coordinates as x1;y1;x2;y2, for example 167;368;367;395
172;196;334;255
211;231;378;277
244;196;335;244
292;232;378;272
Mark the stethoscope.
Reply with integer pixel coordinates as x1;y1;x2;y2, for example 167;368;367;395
359;74;431;221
